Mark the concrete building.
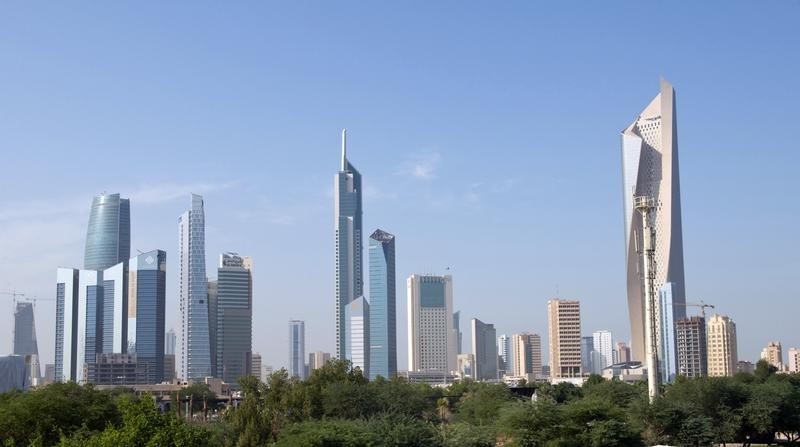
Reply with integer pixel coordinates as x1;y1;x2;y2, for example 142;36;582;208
457;353;474;379
787;348;800;373
592;330;614;375
86;353;147;386
407;275;457;374
737;361;755;375
251;353;261;380
453;311;462;355
471;318;498;381
309;351;331;371
547;299;582;379
602;361;646;384
345;296;369;377
368;229;396;380
498;334;512;376
621;80;687;363
676;316;707;378
14;301;40;382
761;341;783;369
288;320;306;379
178;194;211;381
616;342;631;363
334;129;364;360
215;253;253;384
511;333;542;380
706;314;738;377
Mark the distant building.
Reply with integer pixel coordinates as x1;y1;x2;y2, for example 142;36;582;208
14;301;40;382
676;316;707;378
84;193;130;271
548;299;581;379
592;330;614;374
288;320;306;379
345;296;370;377
581;336;594;375
252;353;262;380
43;364;55;385
457;353;474;379
658;283;677;383
616;342;631;363
453;311;462;355
207;280;218;377
736;361;755;375
512;333;542;380
164;354;176;382
165;329;177;356
0;356;28;393
761;341;783;369
706;314;738;377
368;229;396;380
407;275;457;374
471;318;498;381
787;348;800;373
215;253;253;384
498;334;512;375
398;370;457;386
86;353;147;386
309;351;331;371
602;361;646;384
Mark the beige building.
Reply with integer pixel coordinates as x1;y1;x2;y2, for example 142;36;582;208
407;275;457;374
760;341;783;369
547;299;581;379
308;351;331;371
706;314;738;377
616;342;631;363
787;348;800;373
512;333;542;379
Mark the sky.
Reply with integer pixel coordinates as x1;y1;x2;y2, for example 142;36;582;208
1;2;798;372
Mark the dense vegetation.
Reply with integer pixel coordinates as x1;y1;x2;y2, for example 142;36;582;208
1;359;799;446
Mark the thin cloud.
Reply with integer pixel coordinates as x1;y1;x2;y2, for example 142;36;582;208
397;151;442;180
129;181;237;204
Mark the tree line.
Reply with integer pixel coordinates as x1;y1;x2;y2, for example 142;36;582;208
1;359;798;446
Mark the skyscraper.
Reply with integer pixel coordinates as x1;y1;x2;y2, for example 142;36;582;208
345;296;369;377
207;280;218;377
55;269;79;382
616;342;631;363
581;336;594;374
165;329;176;356
13;301;40;382
84;193;130;271
368;229;396;380
215;253;253;384
498;334;512;374
251;353;262;380
761;341;783;369
288;320;306;379
407;275;457;373
676;316;707;378
334;129;363;360
179;194;210;381
592;330;614;374
706;314;737;377
547;299;582;379
511;333;542;379
127;250;167;384
309;352;331;371
453;311;463;355
621;79;687;363
471;318;498;381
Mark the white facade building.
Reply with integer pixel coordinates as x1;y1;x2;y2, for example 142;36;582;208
407;275;457;373
592;330;614;375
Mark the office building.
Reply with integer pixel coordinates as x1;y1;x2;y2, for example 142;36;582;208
345;296;369;377
215;253;253;384
55;268;101;383
179;194;211;381
84;193;130;271
616;342;631;363
581;336;593;374
288;320;305;379
13;301;40;380
471;318;498;381
334;129;364;360
0;356;28;393
761;341;783;369
706;314;738;377
658;283;677;383
165;329;176;355
86;353;147;386
251;353;262;380
676;316;707;378
592;330;614;374
498;334;512;375
207;280;218;376
621;79;687;363
736;361;755;375
547;299;581;378
127;250;167;384
453;311;462;355
309;351;331;371
407;274;457;373
457;353;474;379
786;348;800;373
368;229;396;380
512;333;542;380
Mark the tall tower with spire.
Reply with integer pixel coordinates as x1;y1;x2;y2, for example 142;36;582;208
334;129;363;360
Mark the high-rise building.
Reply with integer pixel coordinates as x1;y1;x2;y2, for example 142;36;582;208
288;320;305;379
453;311;463;355
616;342;631;363
786;348;800;373
179;194;210;381
127;250;167;384
511;333;542;380
334;129;363;360
165;329;176;356
457;353;474;379
471;318;498;381
706;314;738;377
498;334;512;375
547;299;581;379
84;193;130;271
658;283;677;383
251;353;262;380
309;351;331;371
621;80;687;363
345;296;369;377
13;301;40;380
407;275;457;373
368;229;396;380
592;330;614;374
761;341;783;369
207;280;218;377
55;268;79;383
676;316;707;378
581;336;594;374
215;253;253;384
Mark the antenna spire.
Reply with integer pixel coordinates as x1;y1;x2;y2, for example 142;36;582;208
340;128;347;171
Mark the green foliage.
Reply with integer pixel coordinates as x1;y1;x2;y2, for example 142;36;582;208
452;382;513;425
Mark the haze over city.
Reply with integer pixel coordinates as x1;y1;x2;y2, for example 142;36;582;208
1;1;798;376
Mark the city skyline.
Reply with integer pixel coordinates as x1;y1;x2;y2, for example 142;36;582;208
1;3;799;373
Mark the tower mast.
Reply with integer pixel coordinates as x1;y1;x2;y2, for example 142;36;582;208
635;195;660;401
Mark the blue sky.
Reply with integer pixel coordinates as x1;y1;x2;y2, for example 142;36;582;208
1;2;798;371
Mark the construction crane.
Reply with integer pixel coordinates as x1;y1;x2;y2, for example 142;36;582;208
0;290;26;305
675;300;716;319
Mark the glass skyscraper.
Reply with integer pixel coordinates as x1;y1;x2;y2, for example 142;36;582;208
215;253;253;384
128;250;166;384
368;229;396;380
179;194;211;381
334;129;363;360
14;301;40;380
84;193;130;271
345;296;369;377
288;320;306;379
471;318;498;381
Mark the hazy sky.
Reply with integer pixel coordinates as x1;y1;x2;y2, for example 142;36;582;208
1;2;798;372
